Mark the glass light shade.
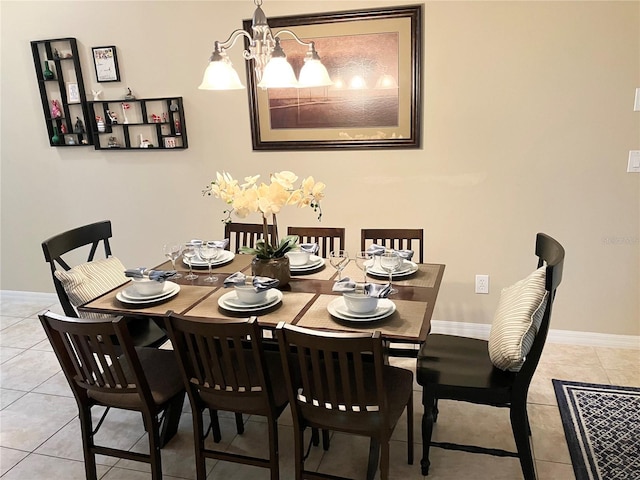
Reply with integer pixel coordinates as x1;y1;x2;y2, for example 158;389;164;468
258;57;298;89
375;74;398;89
298;59;333;88
349;75;367;89
198;60;245;90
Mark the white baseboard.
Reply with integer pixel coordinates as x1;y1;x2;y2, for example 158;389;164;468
2;291;638;350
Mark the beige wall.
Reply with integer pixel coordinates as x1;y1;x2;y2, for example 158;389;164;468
1;1;638;336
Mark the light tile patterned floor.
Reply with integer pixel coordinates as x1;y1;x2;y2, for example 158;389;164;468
1;292;638;479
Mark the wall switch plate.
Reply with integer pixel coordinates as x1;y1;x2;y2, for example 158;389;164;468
635;88;640;112
628;151;640;173
475;274;489;294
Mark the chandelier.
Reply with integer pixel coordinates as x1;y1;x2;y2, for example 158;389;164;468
199;0;333;91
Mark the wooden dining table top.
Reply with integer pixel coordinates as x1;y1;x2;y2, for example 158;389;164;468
79;253;445;344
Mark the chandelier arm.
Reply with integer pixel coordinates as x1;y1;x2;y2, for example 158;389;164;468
273;29;314;48
215;29;254;51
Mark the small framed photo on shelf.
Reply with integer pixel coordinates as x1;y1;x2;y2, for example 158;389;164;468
163;137;177;148
66;82;80;103
92;46;120;83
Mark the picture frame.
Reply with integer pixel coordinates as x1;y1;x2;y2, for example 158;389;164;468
244;4;423;151
92;46;120;83
66;81;80;103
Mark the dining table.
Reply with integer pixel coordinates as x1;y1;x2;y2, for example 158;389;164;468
79;252;445;351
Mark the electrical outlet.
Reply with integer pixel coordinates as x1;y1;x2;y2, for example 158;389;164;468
475;274;489;294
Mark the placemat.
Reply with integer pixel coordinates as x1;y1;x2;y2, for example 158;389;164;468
290;263;336;281
296;294;427;340
341;263;439;288
185;288;316;327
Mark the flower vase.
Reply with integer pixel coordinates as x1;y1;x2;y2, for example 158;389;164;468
43;61;54;80
251;256;290;288
51;125;61;145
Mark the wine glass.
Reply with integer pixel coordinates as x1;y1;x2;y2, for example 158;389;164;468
162;243;183;279
198;241;219;283
182;243;199;281
329;250;350;281
355;251;373;284
380;251;402;294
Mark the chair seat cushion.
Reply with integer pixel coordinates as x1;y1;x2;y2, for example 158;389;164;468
488;266;548;372
54;257;127;319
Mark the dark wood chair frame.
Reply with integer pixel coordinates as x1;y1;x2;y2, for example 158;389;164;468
416;233;565;479
287;226;345;259
41;220;167;348
38;311;186;480
276;322;414;480
224;222;276;254
360;228;425;263
164;313;288;480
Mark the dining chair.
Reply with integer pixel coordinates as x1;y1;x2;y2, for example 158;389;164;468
164;313;289;480
360;228;424;263
41;220;167;348
416;232;565;479
38;311;186;480
276;322;414;480
287;226;345;258
224;222;276;253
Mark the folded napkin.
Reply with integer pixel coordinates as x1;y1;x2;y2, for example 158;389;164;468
124;268;177;282
332;277;392;298
298;243;319;254
223;272;279;291
366;244;413;261
190;238;229;249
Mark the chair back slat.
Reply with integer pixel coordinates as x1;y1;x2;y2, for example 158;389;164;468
287;227;345;258
224;222;276;254
361;228;424;263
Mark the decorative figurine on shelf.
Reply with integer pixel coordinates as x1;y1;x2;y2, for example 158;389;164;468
150;113;162;123
138;134;152;148
43;61;54;80
91;89;102;101
53;48;60;59
107;136;120;148
124;87;136;100
106;110;118;124
96;116;106;133
121;103;130;124
60;124;68;134
169;102;179;112
51;126;61;145
65;136;76;145
162;112;168;123
175;119;181;135
51;100;62;118
74;117;85;134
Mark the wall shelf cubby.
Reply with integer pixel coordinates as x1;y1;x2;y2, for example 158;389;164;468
30;37;93;147
87;97;188;150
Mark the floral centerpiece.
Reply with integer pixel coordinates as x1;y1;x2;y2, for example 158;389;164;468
203;171;325;285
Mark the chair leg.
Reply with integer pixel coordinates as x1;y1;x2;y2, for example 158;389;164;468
209;409;222;443
267;417;280;480
194;408;207;480
407;392;414;465
322;429;330;451
294;427;306;480
511;403;537;480
235;412;245;434
311;427;319;446
420;387;437;475
380;440;390;480
159;392;185;448
366;438;380;480
147;414;163;480
78;407;98;480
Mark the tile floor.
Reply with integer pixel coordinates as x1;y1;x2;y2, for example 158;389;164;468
1;292;638;479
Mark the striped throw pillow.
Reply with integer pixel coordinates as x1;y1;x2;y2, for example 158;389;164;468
488;266;548;372
54;257;127;319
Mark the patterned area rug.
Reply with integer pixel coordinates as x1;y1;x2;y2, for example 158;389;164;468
553;379;640;480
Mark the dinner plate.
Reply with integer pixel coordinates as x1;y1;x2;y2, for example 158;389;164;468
218;289;283;312
328;297;396;322
116;282;180;305
183;249;235;267
290;255;325;272
365;259;419;278
121;281;180;301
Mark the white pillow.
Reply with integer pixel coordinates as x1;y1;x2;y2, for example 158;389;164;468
488;266;548;372
54;256;127;319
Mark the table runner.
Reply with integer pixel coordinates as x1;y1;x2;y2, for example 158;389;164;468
296;294;428;340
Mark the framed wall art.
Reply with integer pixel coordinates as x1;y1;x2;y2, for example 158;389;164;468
244;4;423;151
92;46;120;83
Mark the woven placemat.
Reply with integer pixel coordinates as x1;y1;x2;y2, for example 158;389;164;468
290;263;336;281
339;263;439;288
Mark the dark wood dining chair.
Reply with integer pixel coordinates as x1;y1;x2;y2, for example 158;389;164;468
164;313;289;480
360;228;424;263
224;222;276;253
276;322;414;480
41;220;167;348
38;311;186;480
416;233;565;479
287;226;345;258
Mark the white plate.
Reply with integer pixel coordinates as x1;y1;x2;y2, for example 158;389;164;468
290;255;325;272
117;282;180;305
366;259;418;278
121;281;180;301
328;297;396;322
183;249;235;267
218;289;283;311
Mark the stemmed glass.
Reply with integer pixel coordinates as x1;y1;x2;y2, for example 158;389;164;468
162;243;183;279
380;251;402;294
355;251;373;284
182;243;199;281
198;241;219;283
329;250;350;281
